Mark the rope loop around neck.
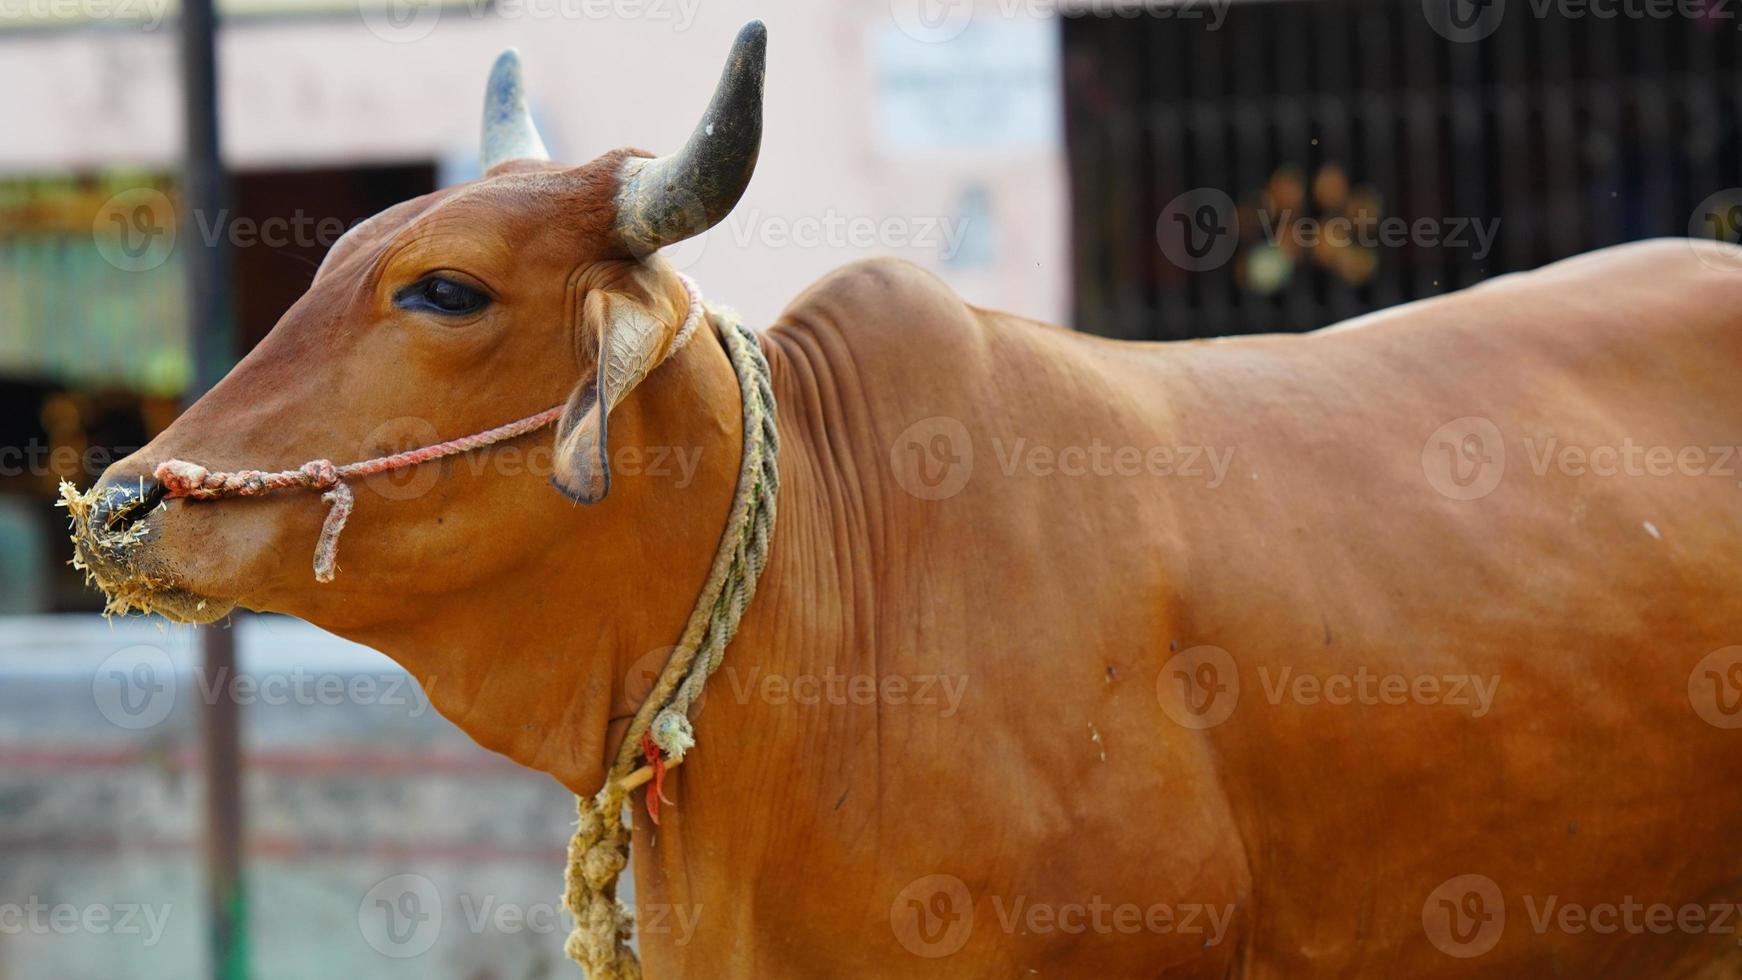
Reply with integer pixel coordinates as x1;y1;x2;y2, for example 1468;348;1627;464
561;306;779;980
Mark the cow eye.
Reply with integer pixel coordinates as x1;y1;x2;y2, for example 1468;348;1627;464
396;275;490;316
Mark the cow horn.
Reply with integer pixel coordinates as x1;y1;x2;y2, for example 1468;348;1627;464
481;49;550;172
615;21;766;256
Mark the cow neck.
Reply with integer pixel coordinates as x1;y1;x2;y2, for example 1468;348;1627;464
562;304;779;980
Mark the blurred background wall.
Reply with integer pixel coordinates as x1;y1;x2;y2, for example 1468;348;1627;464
1;0;1740;976
1;617;580;979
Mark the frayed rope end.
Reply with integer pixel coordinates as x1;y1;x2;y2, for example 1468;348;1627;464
313;482;353;583
650;710;695;762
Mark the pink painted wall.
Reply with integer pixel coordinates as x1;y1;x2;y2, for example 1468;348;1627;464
0;0;1071;328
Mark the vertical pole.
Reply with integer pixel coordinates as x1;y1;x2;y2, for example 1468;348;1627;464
178;0;246;975
198;628;246;980
180;0;231;396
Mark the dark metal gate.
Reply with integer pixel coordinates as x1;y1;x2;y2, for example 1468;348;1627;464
1063;0;1742;340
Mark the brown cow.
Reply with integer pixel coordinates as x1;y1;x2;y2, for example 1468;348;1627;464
70;21;1742;979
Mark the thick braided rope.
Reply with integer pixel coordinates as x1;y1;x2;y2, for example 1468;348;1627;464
562;309;779;979
150;275;708;584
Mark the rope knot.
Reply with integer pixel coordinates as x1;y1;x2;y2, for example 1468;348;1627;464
154;460;212;497
299;459;340;489
650;710;696;762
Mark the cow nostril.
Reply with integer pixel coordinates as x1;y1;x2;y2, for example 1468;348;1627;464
94;477;168;535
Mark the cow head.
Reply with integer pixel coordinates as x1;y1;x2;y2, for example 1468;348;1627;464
68;24;766;634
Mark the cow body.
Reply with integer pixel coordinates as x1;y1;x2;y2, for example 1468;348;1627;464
637;239;1742;977
68;36;1742;971
74;44;1742;967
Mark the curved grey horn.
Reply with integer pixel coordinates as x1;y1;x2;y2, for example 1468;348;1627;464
615;20;766;255
481;49;550;172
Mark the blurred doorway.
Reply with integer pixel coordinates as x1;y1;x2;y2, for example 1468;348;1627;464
0;162;436;612
232;163;436;354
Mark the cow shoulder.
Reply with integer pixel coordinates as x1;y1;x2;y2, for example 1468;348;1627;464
776;257;983;343
767;257;1000;380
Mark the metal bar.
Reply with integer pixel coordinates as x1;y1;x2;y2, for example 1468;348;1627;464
1192;20;1235;336
198;626;246;980
1358;2;1401;313
1403;0;1448;301
1152;99;1186;341
178;0;247;974
1582;16;1622;248
1316;1;1359;325
1680;19;1718;220
1538;9;1581;259
1232;6;1272;334
1492;12;1531;271
1632;23;1673;241
1445;16;1485;291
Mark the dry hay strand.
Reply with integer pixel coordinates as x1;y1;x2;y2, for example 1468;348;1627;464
57;478;178;619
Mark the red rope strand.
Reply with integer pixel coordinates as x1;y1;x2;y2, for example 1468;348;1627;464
638;730;673;825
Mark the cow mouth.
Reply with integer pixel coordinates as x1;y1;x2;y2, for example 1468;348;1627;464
59;480;236;624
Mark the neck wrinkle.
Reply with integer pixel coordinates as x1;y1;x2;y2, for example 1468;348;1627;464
625;323;871;958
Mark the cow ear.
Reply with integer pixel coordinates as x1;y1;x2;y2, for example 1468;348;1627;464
550;289;671;503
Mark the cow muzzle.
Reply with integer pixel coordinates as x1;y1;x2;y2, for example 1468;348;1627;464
62;471;236;623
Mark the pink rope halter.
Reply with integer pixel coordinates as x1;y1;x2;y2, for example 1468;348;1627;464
154;275;706;583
